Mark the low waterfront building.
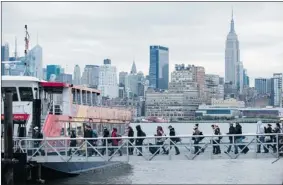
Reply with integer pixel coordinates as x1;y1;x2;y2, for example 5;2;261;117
196;104;240;119
195;105;283;120
145;89;201;121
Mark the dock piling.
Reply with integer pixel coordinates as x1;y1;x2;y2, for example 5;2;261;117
3;91;14;185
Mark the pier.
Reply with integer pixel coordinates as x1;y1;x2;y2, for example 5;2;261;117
5;133;283;163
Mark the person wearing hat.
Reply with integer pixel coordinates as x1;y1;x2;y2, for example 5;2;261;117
32;126;44;156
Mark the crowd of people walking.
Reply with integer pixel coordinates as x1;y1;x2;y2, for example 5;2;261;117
64;121;283;157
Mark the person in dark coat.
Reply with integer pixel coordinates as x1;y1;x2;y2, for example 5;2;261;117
167;125;180;155
265;123;276;153
225;123;238;154
127;126;134;155
33;126;44;156
192;126;203;155
68;130;77;156
101;127;111;155
136;125;146;156
83;125;93;156
235;122;249;154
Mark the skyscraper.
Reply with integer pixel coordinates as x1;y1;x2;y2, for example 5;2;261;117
81;65;99;88
42;68;47;80
149;45;169;89
73;64;81;85
255;78;269;95
271;73;282;107
130;61;137;74
237;61;244;93
98;59;118;98
46;65;61;81
243;69;250;88
57;73;72;84
225;10;240;91
26;45;43;79
1;43;9;75
119;71;128;86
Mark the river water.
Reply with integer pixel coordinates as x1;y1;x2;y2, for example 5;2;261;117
46;123;283;184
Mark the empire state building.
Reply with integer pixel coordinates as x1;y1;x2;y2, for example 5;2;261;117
225;10;242;93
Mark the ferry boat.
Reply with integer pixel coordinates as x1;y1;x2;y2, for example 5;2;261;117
1;75;133;179
1;76;132;138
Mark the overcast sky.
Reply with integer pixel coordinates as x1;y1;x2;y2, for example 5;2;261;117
2;2;283;86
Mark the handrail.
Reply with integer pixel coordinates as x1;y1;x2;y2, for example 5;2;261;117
4;132;282;163
11;133;283;140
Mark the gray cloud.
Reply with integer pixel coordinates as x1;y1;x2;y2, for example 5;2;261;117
2;2;283;86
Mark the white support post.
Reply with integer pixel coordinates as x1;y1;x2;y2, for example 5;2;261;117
168;138;171;160
52;96;55;115
126;139;129;162
85;139;88;162
106;138;109;161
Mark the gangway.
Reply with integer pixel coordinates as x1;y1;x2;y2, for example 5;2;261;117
4;133;283;163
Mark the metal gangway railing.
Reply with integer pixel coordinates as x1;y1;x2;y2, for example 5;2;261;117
3;133;283;163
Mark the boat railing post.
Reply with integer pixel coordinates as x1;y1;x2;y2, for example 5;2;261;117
209;135;212;160
126;138;129;162
276;133;279;158
45;139;48;162
168;136;171;160
106;138;109;161
52;97;55;115
25;139;28;155
85;139;88;162
65;138;68;157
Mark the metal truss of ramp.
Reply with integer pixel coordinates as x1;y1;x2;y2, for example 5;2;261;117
5;133;283;163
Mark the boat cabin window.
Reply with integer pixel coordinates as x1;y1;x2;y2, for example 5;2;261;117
19;87;34;101
76;89;81;104
82;90;86;105
92;93;97;106
87;92;91;106
1;87;19;101
72;89;76;104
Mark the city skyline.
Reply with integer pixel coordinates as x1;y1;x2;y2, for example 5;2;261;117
2;2;283;87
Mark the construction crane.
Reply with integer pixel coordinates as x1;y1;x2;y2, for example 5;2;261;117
23;24;31;76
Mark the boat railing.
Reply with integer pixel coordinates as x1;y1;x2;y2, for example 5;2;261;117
6;133;283;163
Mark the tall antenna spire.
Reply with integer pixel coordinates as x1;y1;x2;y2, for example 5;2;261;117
230;7;235;33
232;6;234;20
